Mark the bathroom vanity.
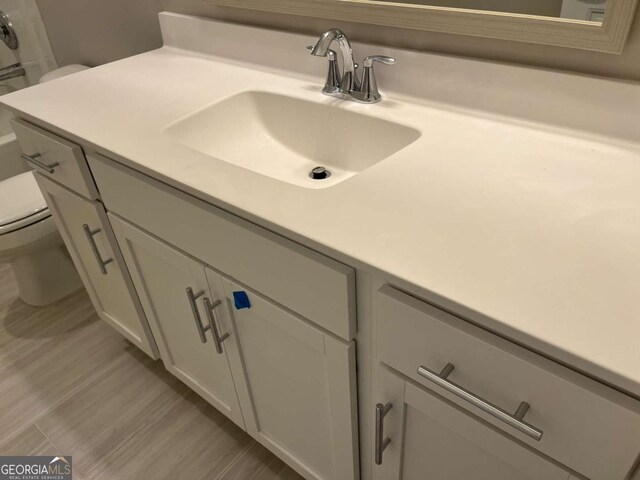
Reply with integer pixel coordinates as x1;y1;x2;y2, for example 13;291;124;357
3;13;640;480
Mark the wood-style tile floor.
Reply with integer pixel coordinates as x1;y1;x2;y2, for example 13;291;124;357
0;263;302;480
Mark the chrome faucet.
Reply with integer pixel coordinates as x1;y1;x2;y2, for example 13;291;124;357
311;29;359;93
0;62;24;81
309;29;396;104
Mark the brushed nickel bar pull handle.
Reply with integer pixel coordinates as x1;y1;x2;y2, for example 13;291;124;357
22;153;59;174
417;364;543;441
203;297;230;355
82;224;113;275
186;287;209;343
375;402;392;465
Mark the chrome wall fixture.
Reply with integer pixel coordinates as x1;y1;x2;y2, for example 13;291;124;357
0;63;25;81
0;11;18;50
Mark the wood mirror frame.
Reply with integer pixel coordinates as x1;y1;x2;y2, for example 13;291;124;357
203;0;638;53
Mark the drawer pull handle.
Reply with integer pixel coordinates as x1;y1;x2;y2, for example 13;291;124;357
186;289;230;352
375;402;392;465
82;224;114;275
22;153;59;174
186;287;208;343
417;364;543;441
204;297;230;354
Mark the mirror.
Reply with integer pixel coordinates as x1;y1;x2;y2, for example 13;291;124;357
374;0;608;21
204;0;638;53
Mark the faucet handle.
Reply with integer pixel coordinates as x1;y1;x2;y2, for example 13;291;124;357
307;45;341;92
363;55;397;68
353;56;397;104
307;45;337;61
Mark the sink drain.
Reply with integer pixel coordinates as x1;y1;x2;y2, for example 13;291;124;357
310;166;331;180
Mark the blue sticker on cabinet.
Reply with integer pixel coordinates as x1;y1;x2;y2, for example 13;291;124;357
233;291;251;310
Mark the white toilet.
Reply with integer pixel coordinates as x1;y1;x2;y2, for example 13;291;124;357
0;65;89;306
0;172;83;305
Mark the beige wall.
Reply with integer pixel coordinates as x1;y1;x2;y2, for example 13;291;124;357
36;0;640;81
35;0;164;67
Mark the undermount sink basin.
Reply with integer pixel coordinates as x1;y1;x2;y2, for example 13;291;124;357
164;91;421;188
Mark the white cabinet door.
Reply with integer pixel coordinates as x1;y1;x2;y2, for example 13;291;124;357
36;174;158;358
374;366;573;480
221;277;359;480
109;214;244;428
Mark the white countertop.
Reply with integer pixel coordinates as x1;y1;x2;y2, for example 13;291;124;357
3;13;640;398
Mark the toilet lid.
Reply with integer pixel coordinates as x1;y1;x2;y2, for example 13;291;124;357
0;171;50;235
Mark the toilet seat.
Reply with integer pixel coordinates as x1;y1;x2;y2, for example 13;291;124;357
0;171;51;235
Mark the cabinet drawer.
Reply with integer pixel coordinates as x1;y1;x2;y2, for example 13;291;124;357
11;118;98;199
374;365;573;480
88;154;356;340
377;285;640;480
